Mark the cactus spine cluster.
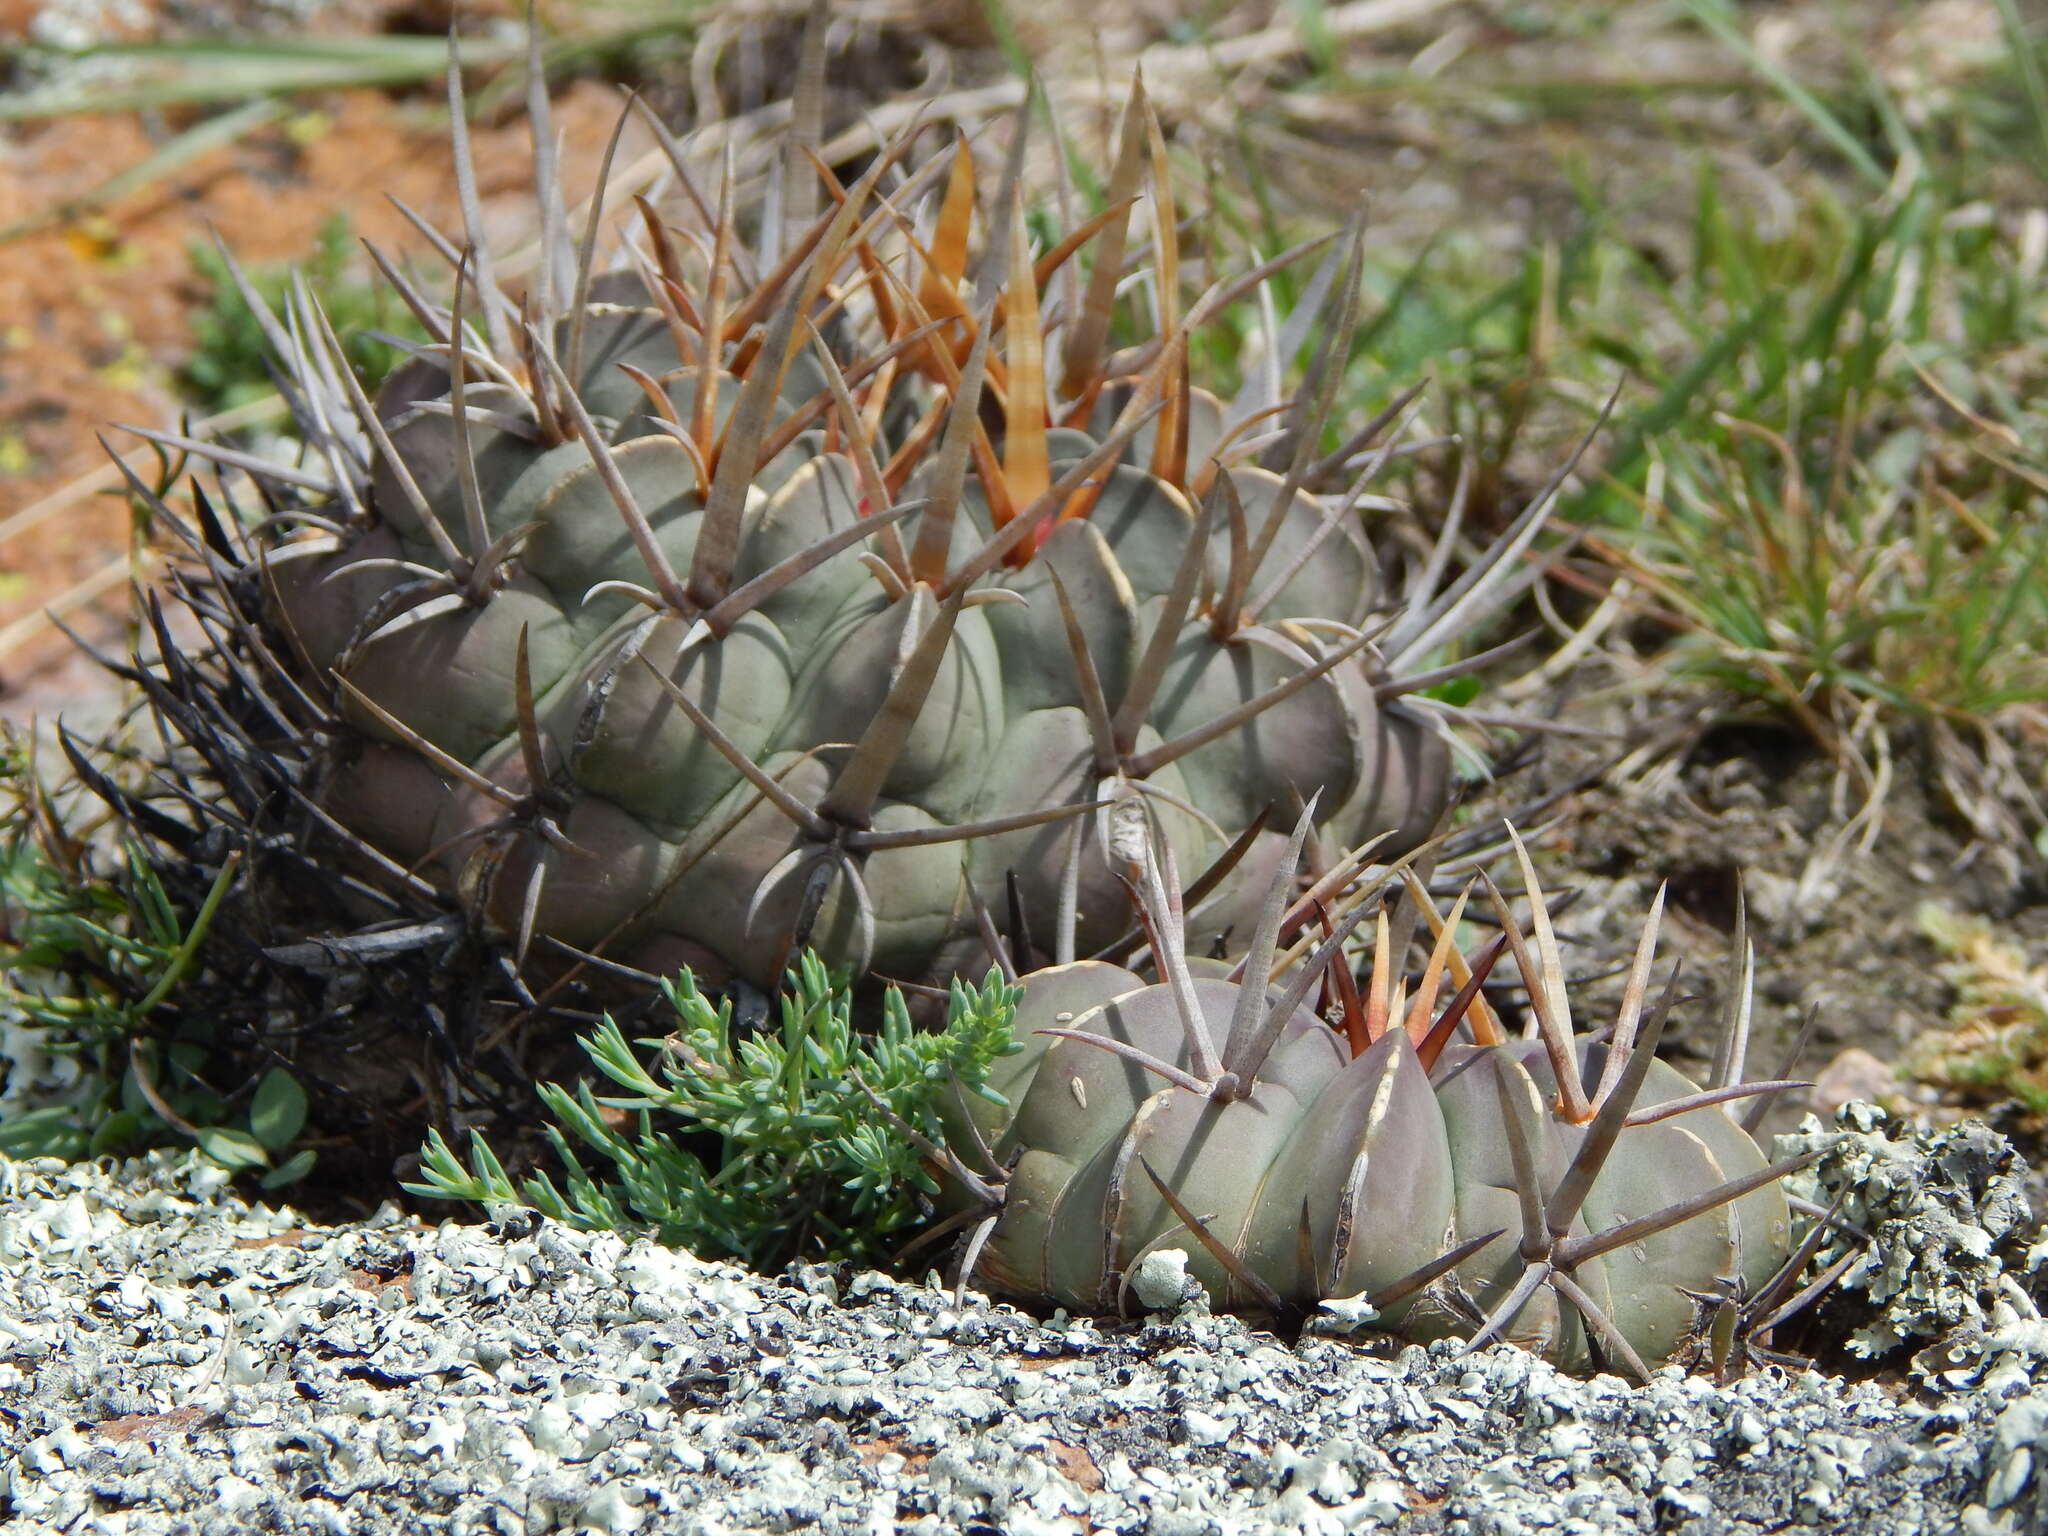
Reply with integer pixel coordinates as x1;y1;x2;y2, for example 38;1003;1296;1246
926;802;1814;1376
127;46;1574;995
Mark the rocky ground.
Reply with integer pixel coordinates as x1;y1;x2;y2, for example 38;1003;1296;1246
4;1144;2047;1536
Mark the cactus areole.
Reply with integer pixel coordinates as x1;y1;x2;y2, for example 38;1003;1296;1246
147;55;1585;995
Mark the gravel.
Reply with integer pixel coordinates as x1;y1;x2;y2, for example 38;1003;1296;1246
6;1151;2048;1534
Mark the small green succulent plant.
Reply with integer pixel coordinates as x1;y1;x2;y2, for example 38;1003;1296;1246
0;736;309;1183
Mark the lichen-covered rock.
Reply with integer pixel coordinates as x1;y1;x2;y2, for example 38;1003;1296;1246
1779;1102;2046;1357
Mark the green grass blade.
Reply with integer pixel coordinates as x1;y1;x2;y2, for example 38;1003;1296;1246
1992;0;2048;174
1677;0;1887;187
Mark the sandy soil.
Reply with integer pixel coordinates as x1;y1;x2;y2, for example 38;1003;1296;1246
0;2;632;715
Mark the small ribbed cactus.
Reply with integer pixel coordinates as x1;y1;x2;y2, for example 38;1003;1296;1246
931;802;1815;1378
123;39;1578;993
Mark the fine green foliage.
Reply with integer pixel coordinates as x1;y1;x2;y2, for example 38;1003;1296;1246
1587;160;2048;746
0;35;525;121
0;835;233;1048
1614;403;2048;741
181;214;419;417
408;956;1022;1270
0;737;312;1185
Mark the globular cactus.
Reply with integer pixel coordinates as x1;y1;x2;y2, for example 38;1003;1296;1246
931;802;1817;1378
123;44;1578;994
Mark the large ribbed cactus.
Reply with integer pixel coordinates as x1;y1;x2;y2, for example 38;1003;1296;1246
931;803;1815;1377
131;56;1573;992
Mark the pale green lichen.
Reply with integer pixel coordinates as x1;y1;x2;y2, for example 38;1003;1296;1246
1779;1102;2044;1357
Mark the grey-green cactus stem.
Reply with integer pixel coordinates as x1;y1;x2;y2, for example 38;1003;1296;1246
938;805;1820;1378
155;34;1597;993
